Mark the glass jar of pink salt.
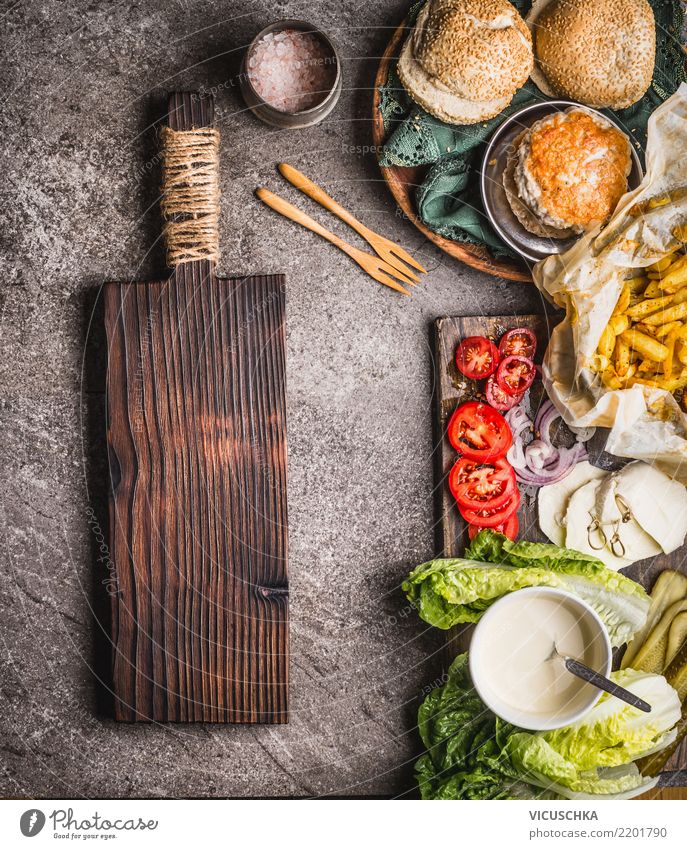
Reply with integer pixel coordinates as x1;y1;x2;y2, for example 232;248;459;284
241;20;342;129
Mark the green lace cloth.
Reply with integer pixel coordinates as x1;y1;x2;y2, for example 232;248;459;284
378;0;687;258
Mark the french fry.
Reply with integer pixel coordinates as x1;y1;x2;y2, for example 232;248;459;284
625;294;674;319
643;301;687;326
660;256;687;292
620;328;670;362
594;251;687;400
612;284;631;316
601;367;623;390
597;324;616;359
663;329;679;375
655;372;687;392
587;353;609;373
614;336;631;375
609;314;630;335
662;272;687;294
629;367;687;392
643;280;664;298
654;320;682;339
637;359;658;375
602;364;638;389
648;255;676;273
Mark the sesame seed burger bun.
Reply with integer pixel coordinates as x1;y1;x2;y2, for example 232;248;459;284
526;0;655;109
397;0;533;125
397;36;513;124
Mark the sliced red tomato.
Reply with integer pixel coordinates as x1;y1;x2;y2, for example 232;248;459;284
496;355;536;397
485;375;523;411
449;457;517;512
499;328;537;361
461;488;521;528
468;513;519;541
447;401;512;461
455;336;500;380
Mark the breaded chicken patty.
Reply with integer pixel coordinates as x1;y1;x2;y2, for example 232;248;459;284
514;109;631;234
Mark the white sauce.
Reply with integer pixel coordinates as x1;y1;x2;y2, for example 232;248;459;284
472;594;606;719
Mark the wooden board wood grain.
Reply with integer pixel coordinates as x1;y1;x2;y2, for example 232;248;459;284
104;272;288;723
433;313;687;780
103;90;288;723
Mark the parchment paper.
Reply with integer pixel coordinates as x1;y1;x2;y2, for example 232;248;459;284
534;84;687;482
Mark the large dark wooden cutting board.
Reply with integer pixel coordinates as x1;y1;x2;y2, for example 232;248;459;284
103;92;288;723
105;274;288;723
433;314;687;783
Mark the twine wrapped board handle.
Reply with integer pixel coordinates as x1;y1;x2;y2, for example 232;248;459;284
161;92;220;270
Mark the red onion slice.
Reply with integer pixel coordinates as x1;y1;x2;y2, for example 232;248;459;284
506;400;591;487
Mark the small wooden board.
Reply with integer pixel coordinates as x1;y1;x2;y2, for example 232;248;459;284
104;92;288;723
433;314;686;778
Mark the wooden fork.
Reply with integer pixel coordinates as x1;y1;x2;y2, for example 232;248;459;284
278;163;427;279
255;188;413;295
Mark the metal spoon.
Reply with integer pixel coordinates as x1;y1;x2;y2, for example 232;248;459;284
549;644;651;713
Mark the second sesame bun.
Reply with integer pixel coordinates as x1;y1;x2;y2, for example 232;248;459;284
527;0;655;109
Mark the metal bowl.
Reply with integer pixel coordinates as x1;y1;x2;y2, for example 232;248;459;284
240;20;342;130
480;100;644;264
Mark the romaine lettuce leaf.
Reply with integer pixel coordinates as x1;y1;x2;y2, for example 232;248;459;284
402;531;649;647
415;654;551;800
414;653;679;801
535;669;682;770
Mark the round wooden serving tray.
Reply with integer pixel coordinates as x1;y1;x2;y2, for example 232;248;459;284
372;20;532;283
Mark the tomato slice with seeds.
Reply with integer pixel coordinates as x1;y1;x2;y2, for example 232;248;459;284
499;328;537;361
485;375;523;411
468;513;519;541
449;456;517;512
447;401;512;461
455;336;500;380
496;355;536;397
461;488;521;528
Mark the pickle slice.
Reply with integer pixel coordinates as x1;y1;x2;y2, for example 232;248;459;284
637;639;687;777
665;612;687;670
665;636;687;703
622;571;687;669
629;599;687;674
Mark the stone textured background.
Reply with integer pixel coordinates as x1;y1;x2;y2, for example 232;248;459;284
0;0;546;798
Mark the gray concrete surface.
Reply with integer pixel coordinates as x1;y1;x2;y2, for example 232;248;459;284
0;0;547;798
